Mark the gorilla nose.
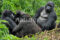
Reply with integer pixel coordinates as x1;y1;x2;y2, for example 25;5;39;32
46;6;51;10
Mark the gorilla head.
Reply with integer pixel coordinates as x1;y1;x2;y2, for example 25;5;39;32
1;10;15;20
45;1;54;13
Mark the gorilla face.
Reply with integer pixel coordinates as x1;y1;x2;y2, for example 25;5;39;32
1;10;15;20
45;1;54;13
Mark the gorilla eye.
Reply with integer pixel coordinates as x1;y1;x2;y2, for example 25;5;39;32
48;4;53;7
48;5;52;7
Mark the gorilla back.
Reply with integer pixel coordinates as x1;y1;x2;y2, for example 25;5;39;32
12;14;42;37
4;13;41;37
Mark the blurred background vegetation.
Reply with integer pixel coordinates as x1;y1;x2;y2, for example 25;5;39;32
0;0;60;40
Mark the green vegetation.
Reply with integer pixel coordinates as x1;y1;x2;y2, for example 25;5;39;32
0;0;60;40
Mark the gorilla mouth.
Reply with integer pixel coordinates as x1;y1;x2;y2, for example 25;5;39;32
46;9;51;13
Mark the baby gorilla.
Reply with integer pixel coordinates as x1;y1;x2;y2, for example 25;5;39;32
5;13;41;37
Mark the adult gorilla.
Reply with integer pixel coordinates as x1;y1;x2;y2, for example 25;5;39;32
1;11;41;37
34;1;57;31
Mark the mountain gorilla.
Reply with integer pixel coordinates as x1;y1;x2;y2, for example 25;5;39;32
34;1;57;31
1;10;22;34
1;10;15;34
13;14;42;37
1;11;41;37
1;10;15;20
1;10;22;25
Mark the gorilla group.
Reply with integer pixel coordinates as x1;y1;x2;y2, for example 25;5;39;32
1;1;57;37
1;10;41;37
34;1;57;31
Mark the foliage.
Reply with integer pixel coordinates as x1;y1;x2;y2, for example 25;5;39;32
0;0;60;40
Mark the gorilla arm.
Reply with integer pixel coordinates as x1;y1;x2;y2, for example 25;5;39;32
34;7;44;23
12;22;24;32
41;12;57;30
4;17;17;29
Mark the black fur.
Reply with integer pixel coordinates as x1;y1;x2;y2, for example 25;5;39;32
14;11;24;25
1;10;22;25
4;14;41;37
34;1;57;31
1;10;15;20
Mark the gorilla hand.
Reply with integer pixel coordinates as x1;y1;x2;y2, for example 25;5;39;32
41;23;51;31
